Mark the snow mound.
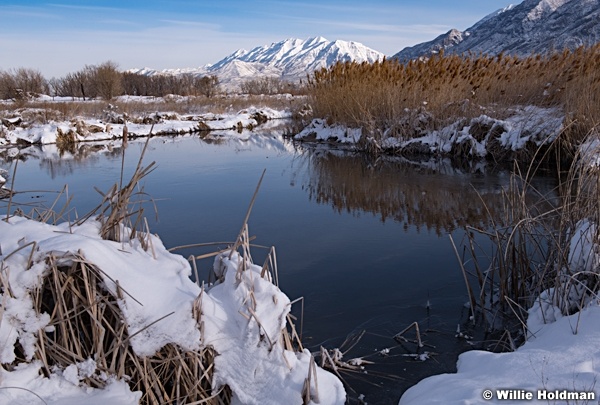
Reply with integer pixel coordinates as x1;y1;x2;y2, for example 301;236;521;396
0;214;345;404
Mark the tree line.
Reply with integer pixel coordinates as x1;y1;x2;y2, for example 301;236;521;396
0;61;220;101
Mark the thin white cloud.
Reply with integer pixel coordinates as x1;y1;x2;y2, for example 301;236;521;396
47;3;121;13
259;0;407;16
159;19;221;30
296;17;451;36
0;5;61;20
98;19;142;27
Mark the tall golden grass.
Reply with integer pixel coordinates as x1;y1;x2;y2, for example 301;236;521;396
307;45;600;149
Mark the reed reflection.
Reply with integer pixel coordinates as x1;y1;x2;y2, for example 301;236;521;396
298;148;557;235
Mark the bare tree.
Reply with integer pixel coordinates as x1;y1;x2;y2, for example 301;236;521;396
93;61;123;100
240;76;297;95
0;68;48;100
54;68;94;99
196;75;220;97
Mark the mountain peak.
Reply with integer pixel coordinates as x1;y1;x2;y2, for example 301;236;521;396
393;0;600;61
208;37;384;90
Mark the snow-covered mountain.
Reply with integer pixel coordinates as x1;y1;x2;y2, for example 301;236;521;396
212;37;384;80
393;0;600;61
129;37;384;92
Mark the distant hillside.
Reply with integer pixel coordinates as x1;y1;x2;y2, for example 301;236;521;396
129;37;384;92
393;0;600;61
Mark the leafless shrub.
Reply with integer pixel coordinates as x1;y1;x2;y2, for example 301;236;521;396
240;76;300;95
0;68;48;101
122;72;220;98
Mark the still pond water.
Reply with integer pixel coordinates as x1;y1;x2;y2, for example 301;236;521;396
1;128;557;404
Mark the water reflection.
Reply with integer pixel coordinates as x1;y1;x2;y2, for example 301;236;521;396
0;143;119;179
297;148;518;234
2;137;558;238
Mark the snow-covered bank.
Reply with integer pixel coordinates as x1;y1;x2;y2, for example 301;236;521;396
0;106;291;146
295;106;564;160
400;218;600;404
400;301;600;404
0;213;345;404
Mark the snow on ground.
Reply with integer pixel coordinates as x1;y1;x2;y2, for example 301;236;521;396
295;106;565;158
1;362;140;405
294;118;362;143
0;107;292;146
399;299;600;404
0;214;345;404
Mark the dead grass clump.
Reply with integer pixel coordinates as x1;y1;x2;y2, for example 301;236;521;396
14;252;229;404
485;132;511;162
55;128;77;155
17;107;64;125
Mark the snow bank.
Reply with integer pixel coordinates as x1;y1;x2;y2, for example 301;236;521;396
400;300;600;404
0;362;140;405
0;107;292;146
204;252;346;404
0;214;345;404
295;118;362;143
401;190;600;404
295;106;564;159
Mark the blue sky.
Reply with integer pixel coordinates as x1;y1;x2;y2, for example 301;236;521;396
0;0;514;78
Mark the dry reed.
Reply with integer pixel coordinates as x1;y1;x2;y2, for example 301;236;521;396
307;45;600;155
457;128;600;337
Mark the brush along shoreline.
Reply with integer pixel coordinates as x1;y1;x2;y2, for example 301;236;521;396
0;105;290;147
